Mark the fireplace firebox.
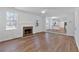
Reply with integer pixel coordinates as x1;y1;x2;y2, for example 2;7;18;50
23;26;33;37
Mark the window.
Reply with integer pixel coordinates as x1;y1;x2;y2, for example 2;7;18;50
6;11;17;30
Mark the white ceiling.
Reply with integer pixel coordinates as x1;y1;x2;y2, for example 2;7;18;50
14;7;75;16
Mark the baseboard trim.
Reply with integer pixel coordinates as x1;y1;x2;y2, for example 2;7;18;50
46;31;74;37
0;32;45;43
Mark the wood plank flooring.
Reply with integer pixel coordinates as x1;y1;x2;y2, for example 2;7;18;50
0;32;78;52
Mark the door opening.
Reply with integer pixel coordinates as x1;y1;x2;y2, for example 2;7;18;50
46;17;67;34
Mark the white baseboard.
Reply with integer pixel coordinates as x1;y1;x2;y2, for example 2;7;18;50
45;31;73;37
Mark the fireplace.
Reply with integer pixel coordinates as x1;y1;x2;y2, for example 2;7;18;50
23;26;33;37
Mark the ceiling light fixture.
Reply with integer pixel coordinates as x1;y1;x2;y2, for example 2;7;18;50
51;17;58;19
41;9;47;14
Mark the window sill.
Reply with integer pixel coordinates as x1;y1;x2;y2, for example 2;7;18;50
6;27;16;30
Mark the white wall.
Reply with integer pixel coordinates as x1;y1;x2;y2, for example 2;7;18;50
0;8;45;42
0;7;76;42
45;10;75;36
66;13;75;36
74;8;79;49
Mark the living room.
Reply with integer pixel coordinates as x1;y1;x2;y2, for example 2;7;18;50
0;7;79;52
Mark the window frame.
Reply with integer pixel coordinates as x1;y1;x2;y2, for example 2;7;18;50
6;11;17;30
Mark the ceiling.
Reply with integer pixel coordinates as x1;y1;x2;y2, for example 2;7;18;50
14;7;75;16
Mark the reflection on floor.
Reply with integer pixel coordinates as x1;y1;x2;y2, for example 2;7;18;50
0;32;78;52
47;27;65;34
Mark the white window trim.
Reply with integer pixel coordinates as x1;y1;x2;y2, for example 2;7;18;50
6;11;17;30
6;26;16;30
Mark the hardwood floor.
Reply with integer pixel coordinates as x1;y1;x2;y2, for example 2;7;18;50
0;32;78;52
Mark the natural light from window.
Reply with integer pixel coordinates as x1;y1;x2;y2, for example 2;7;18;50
6;11;17;30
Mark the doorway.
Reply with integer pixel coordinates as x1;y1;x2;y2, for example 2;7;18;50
46;17;67;34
